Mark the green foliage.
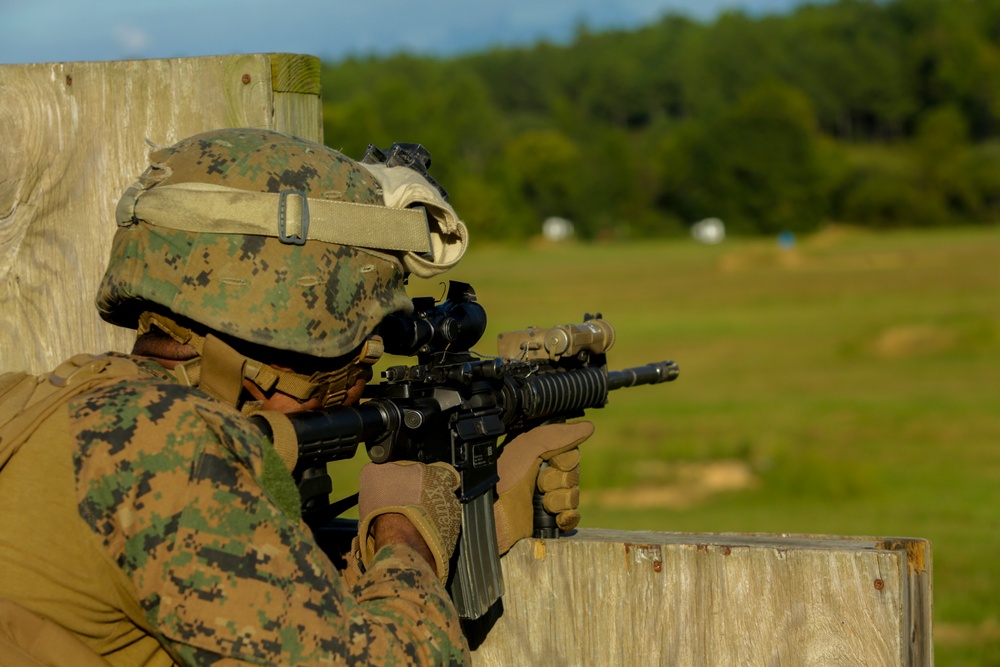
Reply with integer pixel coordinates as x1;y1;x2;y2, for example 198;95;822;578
829;145;933;227
322;54;504;187
952;141;1000;221
503;130;583;230
320;0;1000;239
657;83;828;234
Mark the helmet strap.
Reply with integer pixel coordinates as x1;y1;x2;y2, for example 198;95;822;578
138;310;206;350
199;334;250;406
138;310;382;409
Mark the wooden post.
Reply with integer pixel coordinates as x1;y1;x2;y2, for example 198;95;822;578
0;54;322;374
471;529;932;666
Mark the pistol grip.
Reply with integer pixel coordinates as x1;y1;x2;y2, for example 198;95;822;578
532;462;560;539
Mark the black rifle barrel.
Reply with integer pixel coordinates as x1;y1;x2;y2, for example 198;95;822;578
608;360;680;390
519;359;678;420
273;360;679;468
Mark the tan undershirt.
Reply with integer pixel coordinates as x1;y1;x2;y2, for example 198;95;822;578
0;404;174;666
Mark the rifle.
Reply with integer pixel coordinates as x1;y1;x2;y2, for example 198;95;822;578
257;281;678;619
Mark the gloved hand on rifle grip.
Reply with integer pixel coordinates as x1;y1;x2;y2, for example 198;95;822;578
494;421;594;554
357;461;461;582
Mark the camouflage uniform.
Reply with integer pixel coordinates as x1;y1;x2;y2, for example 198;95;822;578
0;129;471;665
0;353;468;665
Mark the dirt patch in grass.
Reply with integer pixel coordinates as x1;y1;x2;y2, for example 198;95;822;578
935;617;1000;646
582;459;758;510
869;324;959;359
717;246;805;272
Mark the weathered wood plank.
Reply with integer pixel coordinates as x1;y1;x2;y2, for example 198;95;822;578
0;54;322;374
269;52;322;95
471;529;932;666
273;90;323;144
269;53;323;142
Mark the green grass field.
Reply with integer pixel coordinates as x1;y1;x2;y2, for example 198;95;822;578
338;225;1000;664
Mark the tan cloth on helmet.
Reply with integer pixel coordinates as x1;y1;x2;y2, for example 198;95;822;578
0;600;113;667
121;182;433;254
359;162;468;278
117;163;468;280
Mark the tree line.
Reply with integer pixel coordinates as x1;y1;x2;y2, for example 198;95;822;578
321;0;1000;240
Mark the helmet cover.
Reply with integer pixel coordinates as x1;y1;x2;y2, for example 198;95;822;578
97;128;415;358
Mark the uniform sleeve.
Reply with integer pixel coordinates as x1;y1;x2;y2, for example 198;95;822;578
70;380;469;666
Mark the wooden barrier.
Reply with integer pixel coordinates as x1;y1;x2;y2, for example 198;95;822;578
471;529;932;666
0;54;321;374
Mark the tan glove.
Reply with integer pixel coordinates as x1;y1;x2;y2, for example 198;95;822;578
358;461;461;582
494;421;594;554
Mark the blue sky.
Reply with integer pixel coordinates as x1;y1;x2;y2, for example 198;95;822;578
1;0;825;65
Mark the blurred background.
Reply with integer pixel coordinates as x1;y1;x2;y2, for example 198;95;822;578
4;0;999;663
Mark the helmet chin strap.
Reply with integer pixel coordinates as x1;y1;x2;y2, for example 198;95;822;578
138;311;382;409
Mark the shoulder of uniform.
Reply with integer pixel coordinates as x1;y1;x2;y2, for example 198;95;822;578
69;367;265;468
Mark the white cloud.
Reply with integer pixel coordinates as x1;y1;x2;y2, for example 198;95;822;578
114;23;151;59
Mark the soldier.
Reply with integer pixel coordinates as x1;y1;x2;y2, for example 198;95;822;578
0;128;590;666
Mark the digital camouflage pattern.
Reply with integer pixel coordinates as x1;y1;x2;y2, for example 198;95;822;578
96;129;413;358
68;356;468;665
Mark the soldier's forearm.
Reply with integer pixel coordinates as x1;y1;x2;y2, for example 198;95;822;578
372;513;434;567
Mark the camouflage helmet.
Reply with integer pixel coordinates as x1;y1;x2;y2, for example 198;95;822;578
97;128;467;358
